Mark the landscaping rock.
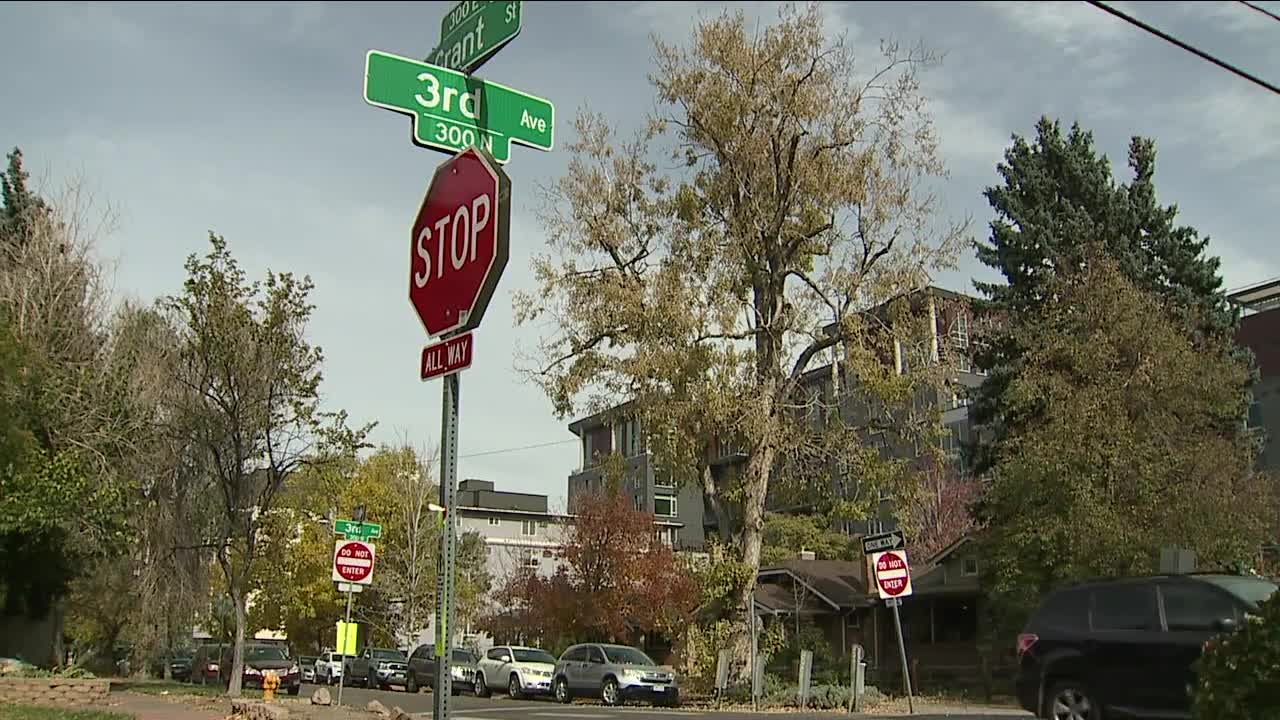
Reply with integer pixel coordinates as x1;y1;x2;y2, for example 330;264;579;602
311;687;332;705
230;698;290;720
366;699;390;716
391;706;413;720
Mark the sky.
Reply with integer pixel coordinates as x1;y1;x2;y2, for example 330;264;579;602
2;1;1277;509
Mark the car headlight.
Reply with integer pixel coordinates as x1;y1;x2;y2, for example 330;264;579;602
245;667;261;676
288;664;299;675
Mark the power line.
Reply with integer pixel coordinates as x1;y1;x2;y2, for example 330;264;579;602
1240;0;1280;23
459;437;577;459
1084;0;1280;95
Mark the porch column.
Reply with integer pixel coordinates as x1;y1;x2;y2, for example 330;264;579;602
929;598;935;644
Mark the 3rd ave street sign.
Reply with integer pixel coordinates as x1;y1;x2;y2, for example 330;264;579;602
862;529;906;555
427;1;522;73
364;49;554;164
334;519;382;540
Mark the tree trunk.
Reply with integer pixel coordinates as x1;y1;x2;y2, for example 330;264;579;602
227;584;247;697
732;431;775;679
701;461;732;544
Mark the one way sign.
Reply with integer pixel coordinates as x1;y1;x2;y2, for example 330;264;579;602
863;529;906;556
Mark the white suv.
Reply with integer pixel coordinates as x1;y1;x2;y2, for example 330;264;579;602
473;645;558;699
314;652;346;685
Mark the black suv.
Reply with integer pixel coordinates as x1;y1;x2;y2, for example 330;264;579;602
1016;573;1276;719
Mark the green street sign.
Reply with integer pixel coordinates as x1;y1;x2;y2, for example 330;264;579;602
335;519;382;540
363;49;554;164
427;1;522;73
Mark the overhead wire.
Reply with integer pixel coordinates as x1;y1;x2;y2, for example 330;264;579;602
1084;0;1280;95
1239;0;1280;23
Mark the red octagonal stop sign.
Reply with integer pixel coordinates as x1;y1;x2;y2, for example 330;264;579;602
410;146;511;338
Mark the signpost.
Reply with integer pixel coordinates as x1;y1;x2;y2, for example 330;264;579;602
871;547;914;714
427;1;523;73
364;50;554;163
364;6;540;718
409;146;511;338
331;523;378;707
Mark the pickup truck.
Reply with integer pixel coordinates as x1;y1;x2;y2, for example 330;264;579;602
347;648;408;690
473;645;558;699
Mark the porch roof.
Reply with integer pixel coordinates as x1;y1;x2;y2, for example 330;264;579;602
756;559;872;610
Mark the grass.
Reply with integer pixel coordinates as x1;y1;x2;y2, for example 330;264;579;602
109;679;262;699
0;706;134;720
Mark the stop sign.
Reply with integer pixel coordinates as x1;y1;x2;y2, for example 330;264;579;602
410;146;511;338
873;550;913;599
332;540;376;585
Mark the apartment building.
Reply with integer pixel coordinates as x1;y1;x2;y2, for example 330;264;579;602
454;478;567;585
564;285;986;541
566;406;704;551
1230;278;1280;473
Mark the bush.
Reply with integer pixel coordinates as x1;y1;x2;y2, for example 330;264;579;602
1193;589;1280;719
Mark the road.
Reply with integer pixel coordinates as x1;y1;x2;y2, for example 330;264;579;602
306;683;1031;720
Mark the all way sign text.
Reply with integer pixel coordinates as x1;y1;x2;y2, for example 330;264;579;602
421;332;474;381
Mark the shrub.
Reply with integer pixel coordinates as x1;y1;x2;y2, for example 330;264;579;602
1193;588;1280;719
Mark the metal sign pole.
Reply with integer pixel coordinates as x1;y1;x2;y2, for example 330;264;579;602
747;590;758;711
891;601;914;714
433;372;461;720
337;588;352;706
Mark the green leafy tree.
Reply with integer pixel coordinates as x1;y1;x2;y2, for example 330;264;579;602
162;234;368;695
514;3;962;672
976;254;1273;628
971;118;1238;475
759;513;860;565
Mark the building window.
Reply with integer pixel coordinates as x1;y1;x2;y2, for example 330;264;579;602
521;520;537;536
941;425;962;460
634;495;643;512
520;548;539;569
955;352;973;374
961;558;979;577
658;527;679;548
654;494;677;518
951;313;969;349
487;517;500;527
654;473;674;490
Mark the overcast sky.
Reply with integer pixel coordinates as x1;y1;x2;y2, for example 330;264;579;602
2;1;1277;509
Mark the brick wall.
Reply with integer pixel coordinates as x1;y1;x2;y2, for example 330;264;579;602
0;678;110;706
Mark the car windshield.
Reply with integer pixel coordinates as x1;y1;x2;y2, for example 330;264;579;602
1201;576;1278;607
372;650;405;661
513;649;557;664
299;656;317;665
245;647;288;662
452;650;476;664
602;647;654;666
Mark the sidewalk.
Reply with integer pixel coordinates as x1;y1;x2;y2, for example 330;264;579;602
103;691;374;720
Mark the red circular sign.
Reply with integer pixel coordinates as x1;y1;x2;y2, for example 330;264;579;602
334;541;375;583
409;146;511;338
875;551;910;597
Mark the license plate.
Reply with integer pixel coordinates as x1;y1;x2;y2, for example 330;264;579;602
654;686;666;692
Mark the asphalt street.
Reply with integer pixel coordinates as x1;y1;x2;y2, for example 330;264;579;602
306;683;1031;720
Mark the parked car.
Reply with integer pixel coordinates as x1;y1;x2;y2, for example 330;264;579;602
298;656;318;684
473;645;557;698
405;646;478;695
189;644;225;685
348;647;408;690
218;644;302;695
552;643;679;707
314;652;345;685
1016;573;1277;719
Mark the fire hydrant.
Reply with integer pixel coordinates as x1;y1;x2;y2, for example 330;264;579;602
263;670;280;701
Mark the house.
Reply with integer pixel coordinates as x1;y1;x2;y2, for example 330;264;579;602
1230;277;1280;473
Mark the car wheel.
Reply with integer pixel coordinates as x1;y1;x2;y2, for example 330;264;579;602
1046;680;1100;720
369;672;377;689
406;672;418;694
508;673;523;700
601;677;621;707
474;672;490;698
287;685;300;696
554;677;571;704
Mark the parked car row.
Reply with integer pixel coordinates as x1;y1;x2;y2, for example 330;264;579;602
187;643;301;695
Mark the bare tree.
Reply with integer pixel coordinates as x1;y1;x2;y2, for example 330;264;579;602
163;234;368;696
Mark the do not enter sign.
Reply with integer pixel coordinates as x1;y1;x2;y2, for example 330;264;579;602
872;549;913;600
410;146;511;338
332;540;376;585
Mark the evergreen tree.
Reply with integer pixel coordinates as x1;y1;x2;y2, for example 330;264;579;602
1;147;50;253
970;117;1239;473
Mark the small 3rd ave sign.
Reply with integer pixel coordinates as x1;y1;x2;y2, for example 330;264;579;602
872;549;913;600
332;540;376;586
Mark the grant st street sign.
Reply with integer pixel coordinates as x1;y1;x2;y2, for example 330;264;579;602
364;50;554;164
427;1;522;73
